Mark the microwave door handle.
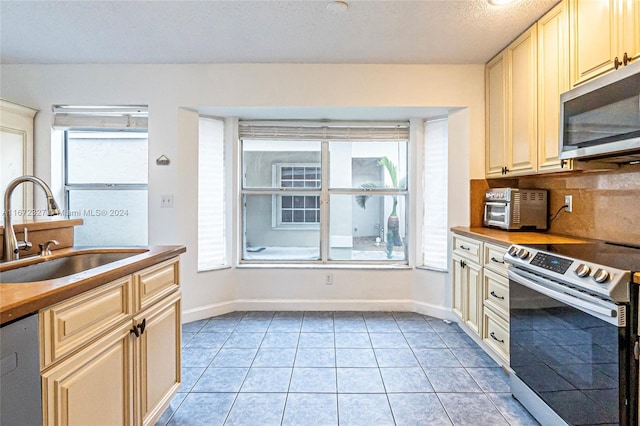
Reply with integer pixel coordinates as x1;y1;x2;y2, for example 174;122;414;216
508;269;619;326
485;202;505;206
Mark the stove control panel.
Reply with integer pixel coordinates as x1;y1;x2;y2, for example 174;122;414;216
504;244;631;303
529;252;573;274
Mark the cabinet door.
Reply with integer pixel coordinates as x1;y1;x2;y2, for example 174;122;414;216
537;0;571;173
621;0;640;63
485;52;507;178
507;26;538;175
451;255;464;320
570;0;618;86
464;261;483;336
42;322;133;426
134;291;181;426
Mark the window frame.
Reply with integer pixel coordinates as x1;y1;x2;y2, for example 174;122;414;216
239;125;409;266
271;162;321;230
63;129;149;247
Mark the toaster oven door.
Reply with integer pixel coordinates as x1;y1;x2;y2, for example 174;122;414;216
484;201;510;229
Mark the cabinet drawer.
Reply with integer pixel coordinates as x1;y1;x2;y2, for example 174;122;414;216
40;276;132;369
483;307;509;364
452;234;482;264
134;258;180;312
483;268;509;319
484;242;508;277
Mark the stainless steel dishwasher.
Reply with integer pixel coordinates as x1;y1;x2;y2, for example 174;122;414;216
0;313;42;425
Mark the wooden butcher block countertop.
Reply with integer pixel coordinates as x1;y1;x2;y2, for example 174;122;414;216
0;245;186;325
451;226;590;247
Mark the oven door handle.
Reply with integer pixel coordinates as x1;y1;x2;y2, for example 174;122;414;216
508;269;621;326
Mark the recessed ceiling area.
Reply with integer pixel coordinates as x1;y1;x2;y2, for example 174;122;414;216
197;106;454;121
0;0;559;65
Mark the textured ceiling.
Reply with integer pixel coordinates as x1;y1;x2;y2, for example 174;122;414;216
0;0;559;65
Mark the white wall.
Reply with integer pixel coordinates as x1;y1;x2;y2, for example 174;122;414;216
0;64;481;322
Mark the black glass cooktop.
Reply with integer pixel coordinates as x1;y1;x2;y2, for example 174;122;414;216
524;241;640;272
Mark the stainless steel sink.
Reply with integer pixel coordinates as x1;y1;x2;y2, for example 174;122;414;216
0;251;145;283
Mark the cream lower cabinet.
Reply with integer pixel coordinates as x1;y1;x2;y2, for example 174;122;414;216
40;257;181;426
134;291;181;425
452;234;483;336
482;243;510;365
452;253;482;336
452;234;510;366
41;322;134;425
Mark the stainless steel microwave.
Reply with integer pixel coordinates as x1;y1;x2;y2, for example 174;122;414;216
560;60;640;163
483;188;547;231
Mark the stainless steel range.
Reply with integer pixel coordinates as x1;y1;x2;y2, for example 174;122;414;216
504;242;640;426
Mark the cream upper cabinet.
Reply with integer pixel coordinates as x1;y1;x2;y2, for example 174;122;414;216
538;0;571;173
570;0;639;87
485;53;507;178
507;26;538;175
485;26;537;178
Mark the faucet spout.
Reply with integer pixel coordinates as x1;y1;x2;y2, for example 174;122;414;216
3;176;60;262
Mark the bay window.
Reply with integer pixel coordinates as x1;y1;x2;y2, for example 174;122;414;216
240;121;409;264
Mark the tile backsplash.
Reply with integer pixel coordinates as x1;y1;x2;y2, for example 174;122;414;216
470;163;640;246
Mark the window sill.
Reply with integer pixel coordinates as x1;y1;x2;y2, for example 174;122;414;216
416;265;448;273
236;263;412;270
197;264;232;273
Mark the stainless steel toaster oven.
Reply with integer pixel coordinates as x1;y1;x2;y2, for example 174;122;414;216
483;188;547;230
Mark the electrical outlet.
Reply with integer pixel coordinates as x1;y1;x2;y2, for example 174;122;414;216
325;272;333;285
564;195;572;213
161;194;174;208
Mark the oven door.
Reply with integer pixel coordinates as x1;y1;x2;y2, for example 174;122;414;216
509;268;631;426
484;201;510;229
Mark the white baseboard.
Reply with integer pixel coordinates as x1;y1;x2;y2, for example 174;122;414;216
182;298;453;323
234;298;414;312
412;301;455;321
182;300;235;323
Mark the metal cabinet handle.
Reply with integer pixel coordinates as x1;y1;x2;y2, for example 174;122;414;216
624;52;633;66
130;319;147;337
615;56;621;69
490;256;505;264
490;332;504;344
459;245;470;251
490;291;505;300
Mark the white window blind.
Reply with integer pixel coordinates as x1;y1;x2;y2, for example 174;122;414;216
422;118;448;270
52;105;148;130
198;117;226;270
239;121;409;141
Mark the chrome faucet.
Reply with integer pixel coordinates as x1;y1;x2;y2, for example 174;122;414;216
3;176;60;261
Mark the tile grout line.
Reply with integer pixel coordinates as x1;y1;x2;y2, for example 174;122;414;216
169;312;530;426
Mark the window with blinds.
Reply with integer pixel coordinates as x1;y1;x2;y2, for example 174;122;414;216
198;117;226;271
240;121;409;264
422;118;448;270
55;105;149;247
